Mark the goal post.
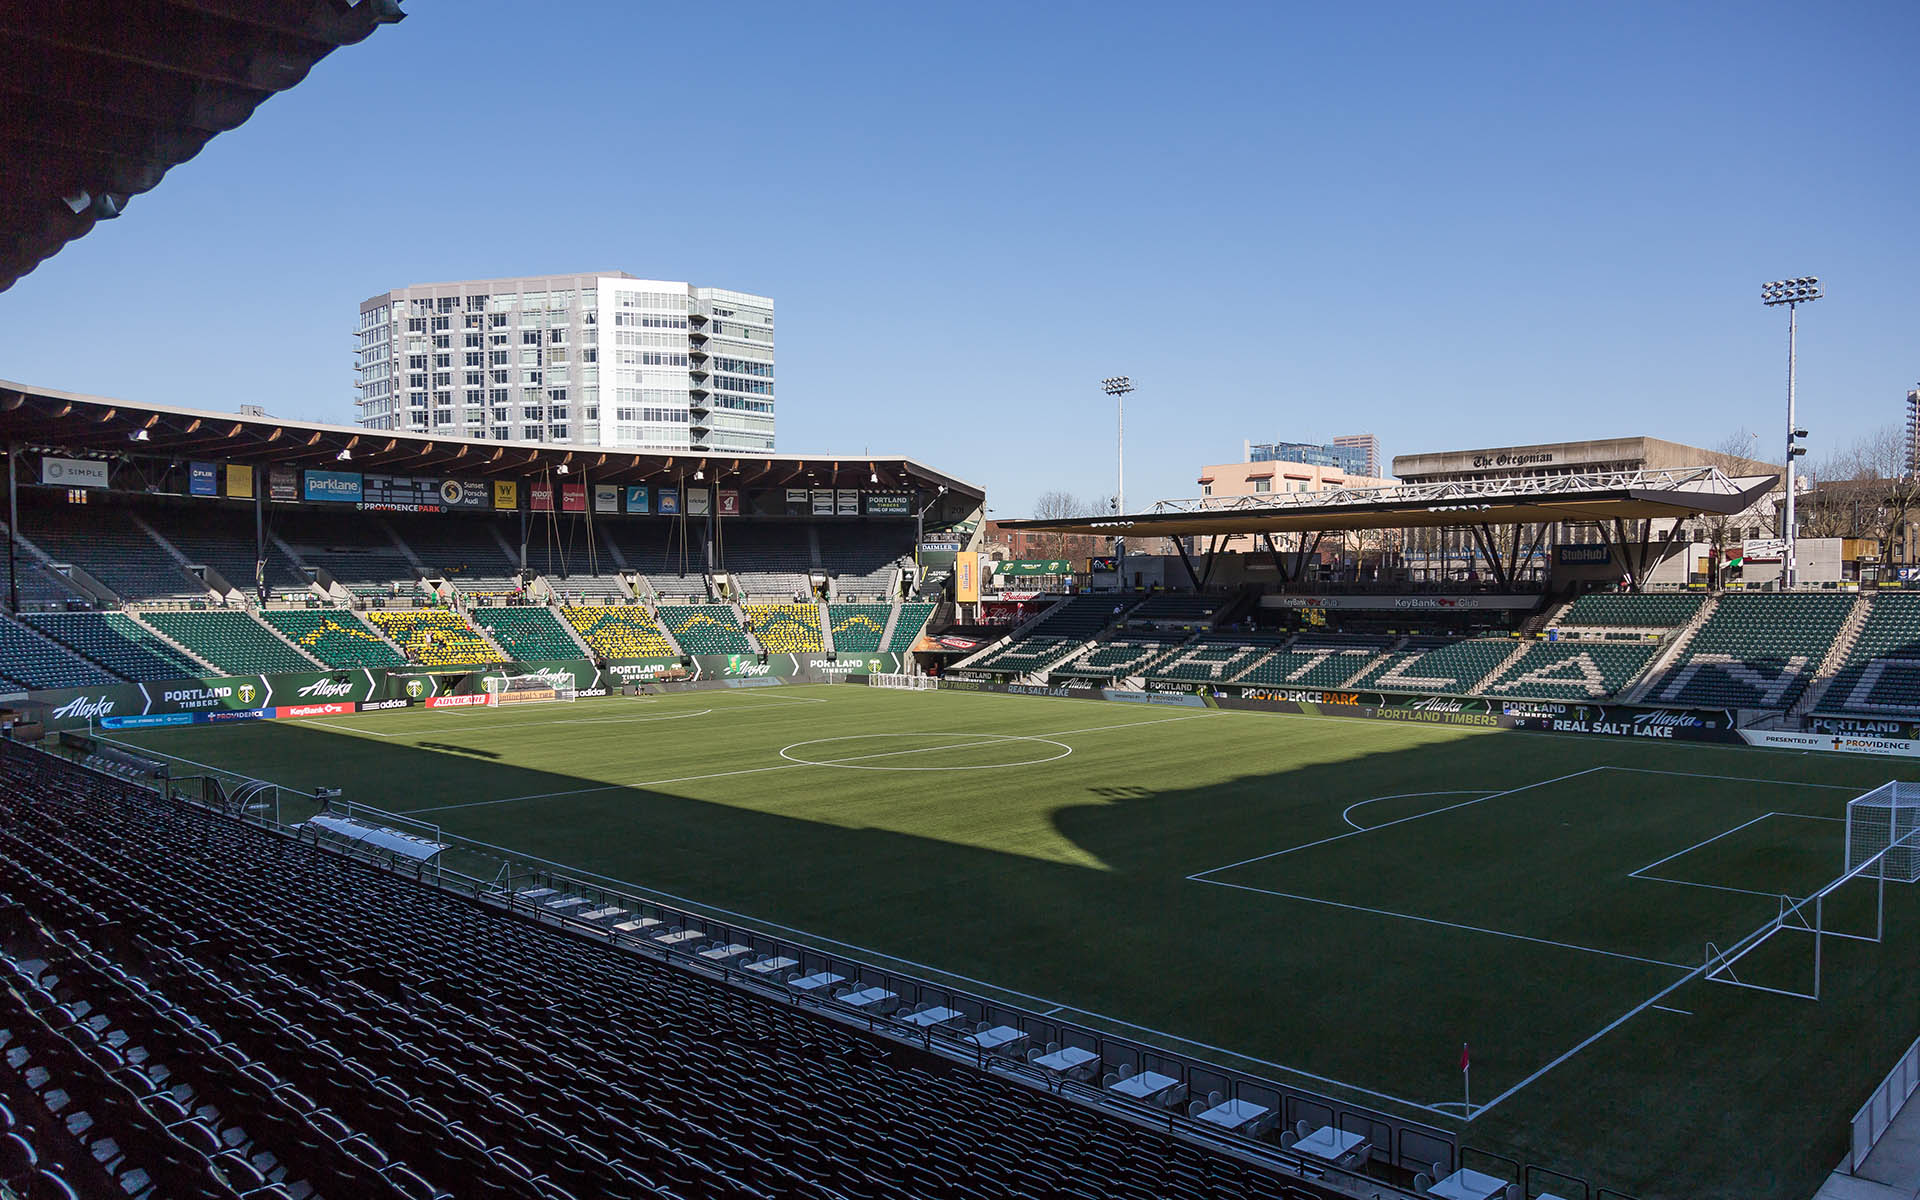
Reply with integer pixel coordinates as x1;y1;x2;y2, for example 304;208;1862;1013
483;672;578;706
869;673;937;692
1848;782;1920;883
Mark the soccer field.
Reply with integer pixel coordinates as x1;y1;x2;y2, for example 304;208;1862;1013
104;683;1920;1200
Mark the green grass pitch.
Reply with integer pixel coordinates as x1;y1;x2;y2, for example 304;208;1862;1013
104;684;1920;1200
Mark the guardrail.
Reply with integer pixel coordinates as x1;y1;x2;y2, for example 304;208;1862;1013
1851;1032;1920;1172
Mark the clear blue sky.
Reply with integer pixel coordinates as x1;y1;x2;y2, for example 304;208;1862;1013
1;1;1914;516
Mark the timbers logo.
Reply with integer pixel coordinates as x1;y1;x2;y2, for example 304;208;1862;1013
235;683;258;706
404;678;426;699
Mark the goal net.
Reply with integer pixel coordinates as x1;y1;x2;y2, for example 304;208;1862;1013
484;673;578;706
1848;782;1920;883
869;673;937;691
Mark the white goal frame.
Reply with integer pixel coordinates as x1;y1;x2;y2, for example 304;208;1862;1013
870;673;937;691
1848;782;1920;883
483;673;578;706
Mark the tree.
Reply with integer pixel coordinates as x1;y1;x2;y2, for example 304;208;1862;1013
1026;490;1099;562
1802;425;1920;564
1692;429;1770;586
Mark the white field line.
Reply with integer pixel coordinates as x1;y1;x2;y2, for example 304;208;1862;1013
1195;877;1692;970
1189;766;1608;881
1627;811;1847;900
303;692;828;738
1606;765;1860;791
1628;812;1778;877
1651;1004;1692;1015
1340;790;1492;831
305;708;719;737
404;711;1219;815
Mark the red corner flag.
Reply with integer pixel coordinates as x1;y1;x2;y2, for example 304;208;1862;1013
1460;1043;1470;1072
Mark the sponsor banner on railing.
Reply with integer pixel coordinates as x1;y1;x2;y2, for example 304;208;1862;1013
275;701;356;719
1741;730;1920;757
1811;715;1920;740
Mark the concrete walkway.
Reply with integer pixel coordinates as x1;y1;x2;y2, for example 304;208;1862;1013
1815;1091;1920;1200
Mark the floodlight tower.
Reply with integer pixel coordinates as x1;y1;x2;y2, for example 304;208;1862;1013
1102;376;1134;581
1761;277;1821;588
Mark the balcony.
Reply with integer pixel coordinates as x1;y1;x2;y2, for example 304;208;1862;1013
687;344;709;360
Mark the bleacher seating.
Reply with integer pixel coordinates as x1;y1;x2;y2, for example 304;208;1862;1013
817;521;910;596
719;525;814;598
1821;594;1920;715
142;610;315;675
5;557;91;609
828;604;892;653
743;603;823;653
0;746;1303;1200
656;604;752;654
19;503;198;600
1126;595;1223;624
1236;641;1386;689
278;512;417;586
1652;593;1853;711
147;506;309;593
0;614;118;689
1480;641;1657;700
260;609;406;668
364;609;505;666
1146;634;1293;684
473;606;581;661
403;517;524;593
22;612;204;682
1559;591;1705;628
602;523;708;597
1351;637;1516;694
886;602;936;653
965;597;1134;675
1056;637;1189;680
564;605;677;659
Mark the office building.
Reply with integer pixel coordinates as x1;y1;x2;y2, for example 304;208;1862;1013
1245;435;1377;478
354;272;774;453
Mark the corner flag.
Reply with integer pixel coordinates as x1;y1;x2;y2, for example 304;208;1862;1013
1461;1042;1471;1114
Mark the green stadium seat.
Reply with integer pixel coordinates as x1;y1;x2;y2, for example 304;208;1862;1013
1350;638;1516;695
1055;637;1189;680
828;605;891;653
365;609;505;666
657;604;752;654
743;604;822;653
1814;594;1920;716
1481;641;1657;700
0;613;119;688
1653;593;1853;710
23;612;204;682
565;605;676;658
260;609;406;667
474;607;581;661
143;610;315;675
885;603;936;653
1559;592;1705;628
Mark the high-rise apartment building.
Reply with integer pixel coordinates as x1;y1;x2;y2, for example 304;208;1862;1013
353;272;775;453
1244;434;1378;478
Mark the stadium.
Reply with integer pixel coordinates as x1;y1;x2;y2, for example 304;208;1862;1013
0;7;1915;1200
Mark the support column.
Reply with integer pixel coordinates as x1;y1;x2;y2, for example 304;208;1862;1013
254;475;267;603
6;445;17;614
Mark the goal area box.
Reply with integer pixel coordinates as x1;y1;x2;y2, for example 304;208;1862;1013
483;674;577;707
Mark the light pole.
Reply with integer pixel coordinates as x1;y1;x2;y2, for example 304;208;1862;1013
1762;277;1820;588
1102;376;1133;586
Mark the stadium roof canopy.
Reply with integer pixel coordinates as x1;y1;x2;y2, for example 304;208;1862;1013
0;0;407;294
1000;467;1776;539
0;379;985;498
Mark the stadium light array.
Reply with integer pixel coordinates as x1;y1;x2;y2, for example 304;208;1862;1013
1761;275;1822;587
1101;377;1134;577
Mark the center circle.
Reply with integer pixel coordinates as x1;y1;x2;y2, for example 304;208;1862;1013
779;732;1073;771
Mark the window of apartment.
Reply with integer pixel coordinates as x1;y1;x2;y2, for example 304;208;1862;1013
522;426;542;441
581;348;597;364
519;349;540;366
466;295;486;311
491;370;510;385
433;390;452;405
433;353;450;369
464;371;483;387
492;407;508;422
1253;479;1271;493
522;330;541;345
488;351;508;366
464;333;481;348
407;354;427;371
493;427;509;440
522;370;542;386
465;352;482;367
547;327;567;343
408;373;427;390
407;318;426;333
432;334;450;350
547;388;567;404
431;316;450;332
489;313;507;328
434;411;453;426
433;297;456;313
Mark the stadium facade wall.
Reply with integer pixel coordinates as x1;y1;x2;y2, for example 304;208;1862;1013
17;652;907;732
